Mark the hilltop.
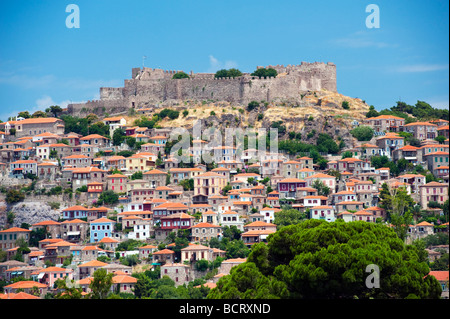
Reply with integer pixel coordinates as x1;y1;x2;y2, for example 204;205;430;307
108;89;370;149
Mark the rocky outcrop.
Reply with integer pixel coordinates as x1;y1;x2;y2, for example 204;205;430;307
5;202;61;228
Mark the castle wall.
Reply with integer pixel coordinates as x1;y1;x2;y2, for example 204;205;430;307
68;62;337;117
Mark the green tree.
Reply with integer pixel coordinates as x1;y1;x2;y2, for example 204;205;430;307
214;68;243;78
172;71;190;79
31;110;47;118
54;279;84;299
5;189;25;204
365;105;379;118
247;101;259;112
96;190;119;206
18;111;31;118
130;171;143;180
435;135;447;144
350;126;374;141
273;209;307;229
48;105;63;117
89;268;114;299
209;220;442;299
311;179;331;196
251;68;278;78
112;128;126;146
342;101;350;109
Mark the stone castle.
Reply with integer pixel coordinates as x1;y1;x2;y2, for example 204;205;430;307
67;62;337;117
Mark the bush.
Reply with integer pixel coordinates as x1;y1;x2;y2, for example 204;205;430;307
342;101;350;109
5;189;25;204
172;71;189;79
251;68;278;78
247;101;259;111
350;126;374;141
214;68;242;78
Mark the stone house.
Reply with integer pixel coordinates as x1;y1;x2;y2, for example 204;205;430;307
310;206;335;222
60;219;88;243
161;263;192;287
191;222;222;242
31;220;61;240
419;181;448;209
403;122;438;141
9;160;37;178
71;167;107;192
335;201;365;214
106;155;127;171
152;249;175;265
62;154;92;168
77;260;108;279
79;134;110;148
221;211;244;231
107;173;128;193
364;115;405;132
0;117;65;138
43;240;74;265
142;168;168;188
423;151;449;176
138;245;157;260
37;162;58;180
0;227;31;250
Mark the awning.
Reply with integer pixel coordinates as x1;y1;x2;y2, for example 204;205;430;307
38;273;45;279
67;231;80;236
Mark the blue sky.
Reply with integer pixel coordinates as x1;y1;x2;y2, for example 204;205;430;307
0;0;448;121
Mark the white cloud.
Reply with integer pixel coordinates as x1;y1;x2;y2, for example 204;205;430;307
332;31;394;49
207;55;238;73
35;95;56;110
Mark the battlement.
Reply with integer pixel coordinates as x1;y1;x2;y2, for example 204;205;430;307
69;61;337;116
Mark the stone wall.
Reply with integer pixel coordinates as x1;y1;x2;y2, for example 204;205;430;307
68;62;337;117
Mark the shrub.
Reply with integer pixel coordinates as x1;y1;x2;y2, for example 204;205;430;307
350;126;374;141
342;101;350;109
172;72;189;79
247;101;259;111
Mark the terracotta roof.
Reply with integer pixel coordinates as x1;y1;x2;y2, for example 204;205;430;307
98;237;119;243
40;266;68;273
4;281;47;289
77;260;108;268
152;249;175;255
245;221;276;227
278;178;306;183
305;173;335;179
112;274;137;284
428;271;449;282
0;292;40;299
79;134;110;140
367;115;404;120
404;121;437;127
32;220;60;226
90;217;116;224
143;169;167;175
192;222;221;228
61;218;88;224
0;227;31;233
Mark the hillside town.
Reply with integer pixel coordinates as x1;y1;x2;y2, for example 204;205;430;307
0;106;448;300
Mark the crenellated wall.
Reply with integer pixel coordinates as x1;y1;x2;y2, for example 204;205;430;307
68;62;337;117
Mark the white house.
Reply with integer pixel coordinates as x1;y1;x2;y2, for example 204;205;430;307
310;206;335;222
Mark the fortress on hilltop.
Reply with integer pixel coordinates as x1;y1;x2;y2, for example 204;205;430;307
67;62;337;116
